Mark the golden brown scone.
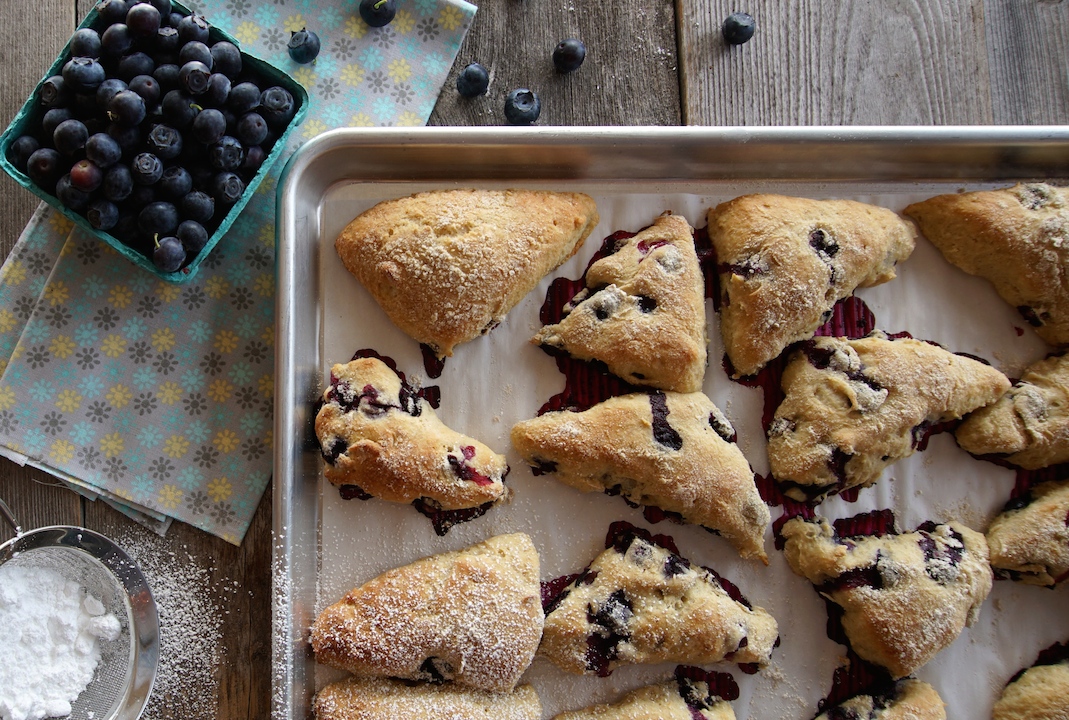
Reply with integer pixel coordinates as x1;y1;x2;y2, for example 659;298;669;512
313;676;542;720
552;672;736;719
511;391;770;562
956;352;1069;469
904;183;1069;347
540;527;778;676
533;213;708;393
315;355;508;511
781;516;993;679
335;189;599;358
985;479;1069;587
309;533;543;693
767;332;1011;502
993;650;1069;720
813;679;946;720
707;194;916;377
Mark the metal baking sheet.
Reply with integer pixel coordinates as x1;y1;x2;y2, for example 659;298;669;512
272;126;1069;720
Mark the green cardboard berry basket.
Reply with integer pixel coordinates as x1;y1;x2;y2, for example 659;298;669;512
0;0;308;283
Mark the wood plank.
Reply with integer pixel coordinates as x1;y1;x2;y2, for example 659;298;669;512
678;0;993;126
429;0;681;126
0;472;82;543
984;0;1069;124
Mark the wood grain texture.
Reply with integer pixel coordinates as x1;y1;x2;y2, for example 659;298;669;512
678;0;994;125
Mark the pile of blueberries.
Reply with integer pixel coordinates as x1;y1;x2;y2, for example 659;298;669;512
5;0;300;273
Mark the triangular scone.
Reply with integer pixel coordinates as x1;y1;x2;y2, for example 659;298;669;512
956;352;1069;469
814;679;946;720
993;645;1069;720
553;671;737;719
532;213;708;393
707;194;916;377
310;533;543;693
511;391;770;562
335;189;599;358
313;677;542;720
904;183;1069;347
540;528;778;676
315;355;508;511
985;479;1069;587
768;332;1011;502
781;516;992;679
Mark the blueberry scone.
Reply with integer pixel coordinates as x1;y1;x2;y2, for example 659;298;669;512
334;189;599;358
992;642;1069;720
310;533;543;693
956;352;1069;469
552;666;737;719
781;515;993;678
768;332;1011;502
904;183;1069;347
315;355;508;512
533;213;708;393
540;526;778;676
511;390;770;562
707;194;916;377
985;479;1069;587
814;679;946;720
313;677;542;720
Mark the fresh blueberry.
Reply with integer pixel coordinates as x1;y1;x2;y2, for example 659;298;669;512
552;39;586;73
117;52;156;82
157;165;192;199
146;123;182;159
359;0;397;27
126;2;162;40
210;42;243;79
96;78;128;109
103;163;134;201
180;189;214;223
146;0;172;15
128;74;161;105
100;23;133;57
235;112;268;146
53;118;89;155
42;108;73;137
177;13;210;45
152;235;186;272
131;152;164;185
179;61;212;95
456;63;489;97
70;28;102;59
8;136;39;172
26;148;64;190
107;122;142;158
62;57;106;92
87;199;119;230
288;28;321;64
205;73;231;105
211;171;244;204
192;108;227;144
161;90;198;128
228;82;261;114
153;63;181;91
127;184;156;209
107;90;146;126
138;200;179;235
177;220;209;253
178;41;213;70
242;145;266;172
97;0;130;24
155;25;180;54
38;76;70;109
259;86;295;128
722;12;755;45
209;136;245;171
85;133;123;168
56;174;90;211
503;88;541;125
69;159;104;192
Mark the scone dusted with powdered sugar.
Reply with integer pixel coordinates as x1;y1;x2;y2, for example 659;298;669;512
552;666;738;719
781;515;993;679
335;188;599;358
985;479;1069;587
904;183;1069;347
533;213;708;393
511;390;770;562
813;679;946;720
708;194;916;377
767;332;1011;502
315;354;508;513
310;533;543;693
992;642;1069;720
540;524;778;676
313;676;542;720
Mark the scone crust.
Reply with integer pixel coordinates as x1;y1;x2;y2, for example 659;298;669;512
511;391;770;562
992;661;1069;720
708;194;916;377
309;533;544;693
335;189;599;357
768;332;1011;501
313;677;542;720
985;479;1069;587
956;352;1069;469
814;679;946;720
315;356;508;510
781;516;993;678
904;182;1069;346
533;213;708;393
540;533;778;675
552;679;736;720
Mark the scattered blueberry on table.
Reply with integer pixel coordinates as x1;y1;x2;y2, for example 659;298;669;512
359;0;397;28
287;28;321;64
456;63;489;97
552;39;586;73
503;88;541;125
722;12;756;45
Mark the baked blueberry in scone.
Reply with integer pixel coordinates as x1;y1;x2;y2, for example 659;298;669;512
313;676;542;720
540;525;778;676
510;390;770;562
768;332;1011;502
707;194;916;377
310;533;543;693
813;678;946;720
780;515;993;679
532;213;708;393
315;355;508;513
552;666;738;719
985;479;1069;587
992;641;1069;720
904;183;1069;347
334;189;599;358
956;352;1069;469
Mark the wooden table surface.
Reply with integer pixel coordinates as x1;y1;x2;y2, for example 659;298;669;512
0;1;1065;718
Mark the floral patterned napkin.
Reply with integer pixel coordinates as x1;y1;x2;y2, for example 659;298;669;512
0;0;476;544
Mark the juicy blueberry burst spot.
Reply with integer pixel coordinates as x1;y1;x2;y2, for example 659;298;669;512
823;562;885;593
637;295;658;313
708;410;737;443
504;88;541;125
417;656;453;683
649;391;684;450
664;553;691;577
338;483;373;501
584;589;632;675
809;228;839;257
722;11;756;45
1017;305;1045;327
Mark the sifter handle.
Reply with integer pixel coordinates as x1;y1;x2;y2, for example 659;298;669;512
0;496;21;535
